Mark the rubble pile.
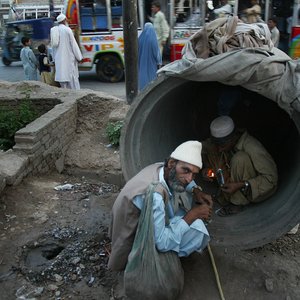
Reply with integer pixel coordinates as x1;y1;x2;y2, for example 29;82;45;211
15;223;119;300
12;180;121;299
20;225;116;290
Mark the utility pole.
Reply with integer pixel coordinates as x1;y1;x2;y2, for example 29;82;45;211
123;0;138;104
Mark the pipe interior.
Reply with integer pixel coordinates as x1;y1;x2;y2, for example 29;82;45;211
122;78;300;249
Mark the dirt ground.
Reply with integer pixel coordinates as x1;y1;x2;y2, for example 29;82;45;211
0;172;299;300
0;87;300;300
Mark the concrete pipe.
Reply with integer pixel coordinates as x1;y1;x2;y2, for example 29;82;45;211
120;75;300;249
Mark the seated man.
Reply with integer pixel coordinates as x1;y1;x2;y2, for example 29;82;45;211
202;116;278;216
108;140;212;271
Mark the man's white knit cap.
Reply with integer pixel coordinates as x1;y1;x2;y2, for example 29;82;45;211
57;13;66;23
210;116;235;138
170;141;202;169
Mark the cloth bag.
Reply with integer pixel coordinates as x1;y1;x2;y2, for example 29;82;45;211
124;182;184;300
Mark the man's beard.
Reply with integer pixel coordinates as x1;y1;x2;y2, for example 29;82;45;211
167;167;185;193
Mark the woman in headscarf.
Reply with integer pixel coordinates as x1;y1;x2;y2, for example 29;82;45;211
138;22;162;91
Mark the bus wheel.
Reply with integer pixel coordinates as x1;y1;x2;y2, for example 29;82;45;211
2;57;11;66
96;54;124;83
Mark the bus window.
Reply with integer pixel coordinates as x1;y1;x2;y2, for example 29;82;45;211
79;0;108;31
111;0;122;28
174;0;204;27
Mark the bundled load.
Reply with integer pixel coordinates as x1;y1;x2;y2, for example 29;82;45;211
159;16;300;116
189;16;273;58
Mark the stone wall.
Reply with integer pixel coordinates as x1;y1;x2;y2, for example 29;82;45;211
0;81;126;194
0;93;77;191
0;82;86;193
13;100;77;176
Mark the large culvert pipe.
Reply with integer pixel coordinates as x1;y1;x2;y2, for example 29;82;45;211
120;75;300;249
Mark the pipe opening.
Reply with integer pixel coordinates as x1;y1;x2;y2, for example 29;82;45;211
121;77;300;249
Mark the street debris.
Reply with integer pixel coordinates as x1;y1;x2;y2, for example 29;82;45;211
54;184;74;191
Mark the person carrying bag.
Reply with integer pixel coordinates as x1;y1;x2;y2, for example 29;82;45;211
124;182;184;300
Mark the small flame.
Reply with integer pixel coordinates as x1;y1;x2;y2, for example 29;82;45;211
207;169;215;178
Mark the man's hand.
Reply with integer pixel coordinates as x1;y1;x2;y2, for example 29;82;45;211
183;204;212;225
193;189;213;207
221;182;244;195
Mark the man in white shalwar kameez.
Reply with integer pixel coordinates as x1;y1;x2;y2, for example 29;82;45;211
52;13;83;90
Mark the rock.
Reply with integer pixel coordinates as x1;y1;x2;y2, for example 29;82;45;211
87;276;95;287
31;211;49;224
0;153;29;185
48;284;59;291
33;287;44;296
54;183;73;191
265;278;274;292
89;254;99;261
54;274;63;282
55;290;61;297
71;257;81;265
71;274;77;281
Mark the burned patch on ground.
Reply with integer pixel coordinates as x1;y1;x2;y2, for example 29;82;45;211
19;225;116;294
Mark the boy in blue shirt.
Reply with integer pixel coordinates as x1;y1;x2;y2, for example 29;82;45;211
20;37;38;80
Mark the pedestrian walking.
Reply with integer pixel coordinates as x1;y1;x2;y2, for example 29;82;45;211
150;1;170;56
20;37;38;81
138;22;162;91
51;13;83;90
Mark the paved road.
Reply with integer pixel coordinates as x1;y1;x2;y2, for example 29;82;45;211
0;61;126;100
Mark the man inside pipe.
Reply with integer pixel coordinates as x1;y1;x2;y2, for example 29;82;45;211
108;141;213;271
201;116;278;217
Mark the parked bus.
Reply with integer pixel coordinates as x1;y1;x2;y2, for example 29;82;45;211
64;0;144;82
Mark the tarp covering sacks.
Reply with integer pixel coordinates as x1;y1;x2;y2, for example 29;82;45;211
158;16;300;116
